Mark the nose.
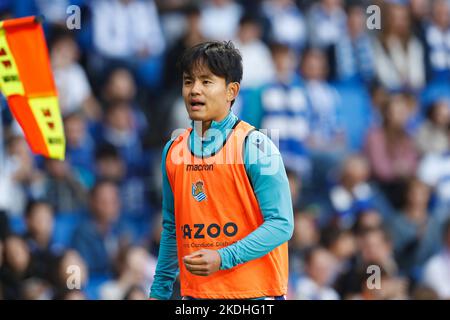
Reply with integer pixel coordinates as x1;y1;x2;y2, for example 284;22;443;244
190;80;202;96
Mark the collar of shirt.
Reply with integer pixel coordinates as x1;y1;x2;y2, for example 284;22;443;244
189;110;238;157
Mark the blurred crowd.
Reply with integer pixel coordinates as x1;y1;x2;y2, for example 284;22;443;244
1;0;450;300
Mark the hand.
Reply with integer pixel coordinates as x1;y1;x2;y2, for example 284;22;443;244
183;249;221;276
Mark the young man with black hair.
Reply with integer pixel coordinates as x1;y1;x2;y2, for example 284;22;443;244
149;41;294;300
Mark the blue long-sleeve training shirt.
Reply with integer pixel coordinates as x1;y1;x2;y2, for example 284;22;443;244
150;111;294;299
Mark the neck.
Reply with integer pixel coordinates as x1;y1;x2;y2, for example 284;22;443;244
194;110;230;136
193;120;211;136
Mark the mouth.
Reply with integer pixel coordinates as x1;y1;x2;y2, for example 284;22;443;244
189;100;206;111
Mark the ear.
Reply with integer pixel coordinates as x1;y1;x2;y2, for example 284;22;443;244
226;82;240;103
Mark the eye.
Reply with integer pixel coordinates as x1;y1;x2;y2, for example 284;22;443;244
203;80;212;85
184;79;192;85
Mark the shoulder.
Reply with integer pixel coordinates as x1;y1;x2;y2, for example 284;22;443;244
163;129;191;157
244;129;281;159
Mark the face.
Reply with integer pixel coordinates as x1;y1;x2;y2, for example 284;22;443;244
273;48;296;77
388;5;411;37
182;63;238;123
347;6;366;36
105;68;136;102
431;101;450;126
51;37;79;69
432;0;450;29
64;115;85;147
91;183;120;224
293;213;319;249
96;157;125;181
331;232;356;260
27;203;54;242
106;104;133;132
342;156;369;187
360;231;392;264
46;159;69;178
301;50;327;81
307;249;337;287
385;95;410;128
358;210;383;230
239;22;261;43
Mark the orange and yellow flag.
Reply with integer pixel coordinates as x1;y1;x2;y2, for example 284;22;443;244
0;16;65;160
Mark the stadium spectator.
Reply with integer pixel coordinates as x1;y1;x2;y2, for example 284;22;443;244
306;0;346;50
327;154;393;228
365;93;419;208
50;27;101;120
99;245;156;300
163;3;207;92
261;0;307;52
388;178;441;279
353;263;409;300
334;227;400;299
99;100;144;173
200;0;243;41
94;144;148;225
373;2;425;91
423;0;450;81
42;158;88;213
90;0;166;89
333;1;375;84
415;98;450;155
51;249;88;299
301;47;344;153
233;15;276;89
290;210;321;272
295;246;339;300
64;111;96;188
321;227;356;282
0;235;34;299
0;136;45;216
71;180;128;277
422;218;450;299
23;200;61;283
351;208;384;236
260;43;310;177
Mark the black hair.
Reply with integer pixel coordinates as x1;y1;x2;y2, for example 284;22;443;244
238;13;262;27
48;26;76;50
24;200;54;219
95;144;120;162
182;2;201;16
344;0;365;14
178;40;243;85
178;41;243;107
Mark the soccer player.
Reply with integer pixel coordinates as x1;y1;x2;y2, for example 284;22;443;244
149;41;294;300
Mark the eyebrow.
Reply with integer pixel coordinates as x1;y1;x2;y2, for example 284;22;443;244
183;73;214;79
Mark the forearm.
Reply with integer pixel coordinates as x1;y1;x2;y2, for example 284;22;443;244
149;210;179;300
218;133;294;270
218;215;293;270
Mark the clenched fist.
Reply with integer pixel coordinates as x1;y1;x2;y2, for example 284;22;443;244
183;249;222;276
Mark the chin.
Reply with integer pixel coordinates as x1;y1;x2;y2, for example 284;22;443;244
188;111;207;122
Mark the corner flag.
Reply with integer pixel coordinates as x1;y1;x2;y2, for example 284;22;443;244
0;16;65;160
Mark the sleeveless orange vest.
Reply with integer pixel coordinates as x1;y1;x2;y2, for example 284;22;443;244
166;120;289;299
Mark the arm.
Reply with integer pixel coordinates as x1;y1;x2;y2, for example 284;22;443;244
149;141;179;300
217;130;294;269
